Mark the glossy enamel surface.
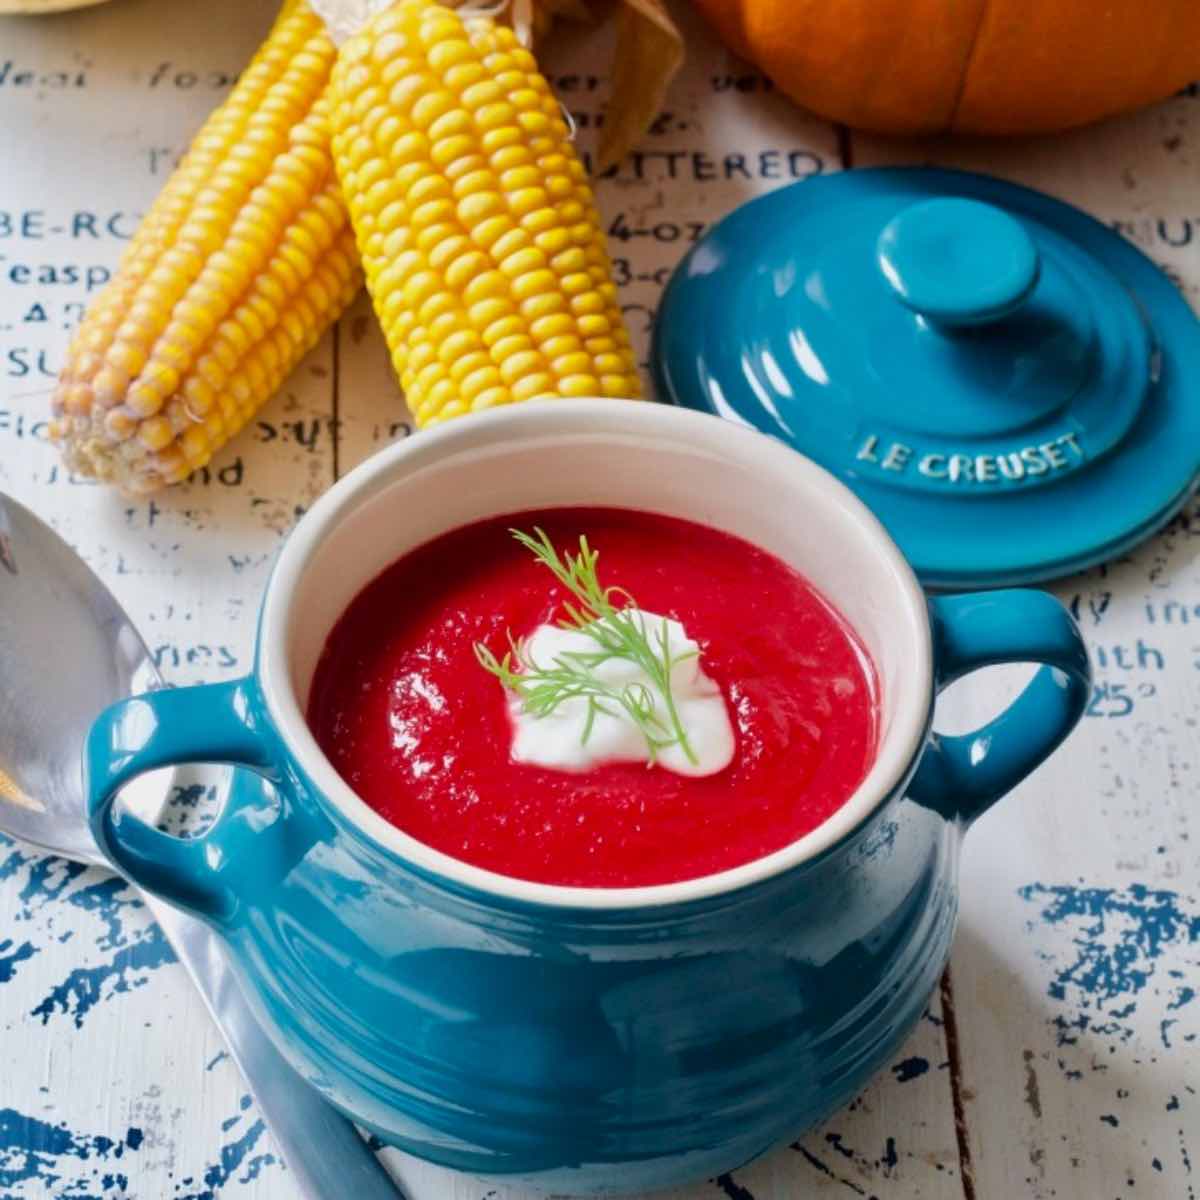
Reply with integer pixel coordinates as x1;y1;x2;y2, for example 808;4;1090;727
84;403;1091;1191
876;197;1041;327
653;168;1200;587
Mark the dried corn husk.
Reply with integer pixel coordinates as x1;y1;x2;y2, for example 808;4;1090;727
521;0;682;169
599;0;683;170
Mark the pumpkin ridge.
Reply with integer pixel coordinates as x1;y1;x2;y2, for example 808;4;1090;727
691;0;1200;138
946;0;993;132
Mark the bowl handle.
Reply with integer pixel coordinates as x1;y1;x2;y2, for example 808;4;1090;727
906;590;1091;827
85;678;313;923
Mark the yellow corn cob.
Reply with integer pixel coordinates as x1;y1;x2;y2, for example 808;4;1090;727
328;1;641;426
50;0;362;494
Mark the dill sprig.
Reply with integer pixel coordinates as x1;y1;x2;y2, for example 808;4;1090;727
474;527;699;765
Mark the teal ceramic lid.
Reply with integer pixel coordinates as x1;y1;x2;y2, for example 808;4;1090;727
652;167;1200;588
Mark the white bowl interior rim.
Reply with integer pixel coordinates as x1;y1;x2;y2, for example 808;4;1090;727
259;401;933;909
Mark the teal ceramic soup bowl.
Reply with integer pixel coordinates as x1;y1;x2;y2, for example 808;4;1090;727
85;401;1090;1193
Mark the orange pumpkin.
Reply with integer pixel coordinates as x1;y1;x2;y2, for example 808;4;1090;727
691;0;1200;136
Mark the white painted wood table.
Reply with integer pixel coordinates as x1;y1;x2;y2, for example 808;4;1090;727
0;2;1196;1197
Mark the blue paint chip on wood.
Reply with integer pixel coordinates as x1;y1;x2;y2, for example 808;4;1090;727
891;1056;930;1083
30;926;175;1028
1019;882;1200;1053
181;1116;269;1200
0;1107;147;1192
0;939;37;984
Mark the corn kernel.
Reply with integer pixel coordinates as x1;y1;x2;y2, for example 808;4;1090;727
534;323;578;351
510;371;556;401
558;373;601;397
482;317;525;347
511;268;557;302
490;227;531;261
499;350;543;384
528;313;574;342
472;386;511;410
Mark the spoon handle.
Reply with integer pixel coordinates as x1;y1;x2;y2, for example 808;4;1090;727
142;892;406;1200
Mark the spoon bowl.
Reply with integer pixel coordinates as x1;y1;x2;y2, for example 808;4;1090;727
0;490;404;1200
0;493;159;861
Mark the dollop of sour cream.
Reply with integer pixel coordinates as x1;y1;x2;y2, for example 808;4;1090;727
508;610;735;777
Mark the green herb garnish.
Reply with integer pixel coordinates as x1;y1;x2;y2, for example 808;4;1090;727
473;527;699;766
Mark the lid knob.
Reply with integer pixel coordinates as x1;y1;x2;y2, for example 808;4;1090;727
877;198;1041;328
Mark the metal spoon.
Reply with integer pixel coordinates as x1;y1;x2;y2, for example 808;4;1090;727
0;491;404;1200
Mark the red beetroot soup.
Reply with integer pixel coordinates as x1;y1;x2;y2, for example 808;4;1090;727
306;508;879;888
